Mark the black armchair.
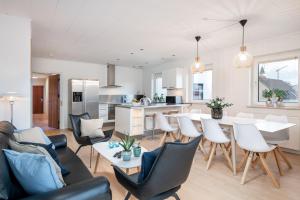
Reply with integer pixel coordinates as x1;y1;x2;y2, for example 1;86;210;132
113;136;202;200
69;113;113;167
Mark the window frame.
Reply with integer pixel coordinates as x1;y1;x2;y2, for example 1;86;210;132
152;72;167;98
189;67;213;103
251;50;300;107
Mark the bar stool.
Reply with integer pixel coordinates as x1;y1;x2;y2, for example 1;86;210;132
144;113;156;139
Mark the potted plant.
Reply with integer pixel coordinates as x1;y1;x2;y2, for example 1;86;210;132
206;97;233;119
119;136;135;161
133;142;141;157
262;89;273;106
273;89;286;106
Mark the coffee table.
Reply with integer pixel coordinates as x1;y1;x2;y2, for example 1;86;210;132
93;141;148;174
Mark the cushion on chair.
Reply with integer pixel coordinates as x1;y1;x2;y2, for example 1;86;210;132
19;141;70;176
3;149;64;195
80;118;105;138
8;140;66;184
138;147;161;182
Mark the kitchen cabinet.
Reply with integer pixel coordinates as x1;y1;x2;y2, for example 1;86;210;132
99;104;108;122
162;68;183;89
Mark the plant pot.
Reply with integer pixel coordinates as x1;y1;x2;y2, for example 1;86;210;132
121;150;132;161
276;99;283;107
211;108;223;119
266;99;272;107
133;146;141;157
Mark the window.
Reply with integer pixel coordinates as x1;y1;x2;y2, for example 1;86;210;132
258;58;299;103
153;73;167;97
192;70;212;101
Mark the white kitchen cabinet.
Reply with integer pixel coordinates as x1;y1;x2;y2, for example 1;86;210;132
115;107;144;136
99;104;108;122
162;68;183;89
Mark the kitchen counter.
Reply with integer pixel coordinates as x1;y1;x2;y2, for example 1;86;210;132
115;103;190;136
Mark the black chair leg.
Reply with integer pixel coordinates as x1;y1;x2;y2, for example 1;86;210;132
124;192;131;200
75;145;84;154
173;193;180;200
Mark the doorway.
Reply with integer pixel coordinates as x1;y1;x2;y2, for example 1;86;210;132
32;73;60;130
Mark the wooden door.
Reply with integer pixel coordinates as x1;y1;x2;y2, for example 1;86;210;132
48;74;60;129
32;86;44;114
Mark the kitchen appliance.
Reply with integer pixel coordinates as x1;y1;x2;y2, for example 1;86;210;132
134;94;144;101
68;79;100;127
99;95;128;121
140;96;152;106
166;96;182;104
101;64;122;88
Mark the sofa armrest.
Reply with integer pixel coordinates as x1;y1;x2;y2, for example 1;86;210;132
48;134;67;149
23;177;111;200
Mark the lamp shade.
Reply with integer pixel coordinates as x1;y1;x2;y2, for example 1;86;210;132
191;57;206;74
0;92;21;102
233;48;253;68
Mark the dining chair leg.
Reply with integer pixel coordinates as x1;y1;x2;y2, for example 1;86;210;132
259;153;280;188
170;132;177;141
276;147;292;169
90;146;92;168
241;152;253;185
251;154;259;169
159;132;168;146
94;153;100;174
206;143;217;170
75;145;84;154
273;149;284;176
220;144;233;171
199;138;208;161
237;151;249;172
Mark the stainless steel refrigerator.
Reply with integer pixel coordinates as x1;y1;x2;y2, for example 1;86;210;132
68;79;99;127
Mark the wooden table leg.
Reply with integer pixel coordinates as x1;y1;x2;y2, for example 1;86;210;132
230;130;237;175
94;153;100;174
126;168;129;174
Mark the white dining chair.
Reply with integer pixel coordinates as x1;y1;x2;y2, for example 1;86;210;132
201;118;233;171
177;116;207;159
233;122;280;188
261;114;292;174
155;112;178;146
236;112;254;118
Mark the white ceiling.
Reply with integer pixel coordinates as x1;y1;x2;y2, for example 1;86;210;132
1;0;300;67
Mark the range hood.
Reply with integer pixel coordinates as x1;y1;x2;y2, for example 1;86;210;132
101;64;122;88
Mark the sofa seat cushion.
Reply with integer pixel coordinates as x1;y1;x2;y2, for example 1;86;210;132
55;147;93;185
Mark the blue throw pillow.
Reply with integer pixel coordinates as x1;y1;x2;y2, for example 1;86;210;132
138;147;161;183
20;142;70;176
3;149;64;195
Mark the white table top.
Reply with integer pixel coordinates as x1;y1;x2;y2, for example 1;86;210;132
167;113;296;133
92;142;148;169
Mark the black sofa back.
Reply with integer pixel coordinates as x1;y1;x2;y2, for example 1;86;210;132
0;122;26;199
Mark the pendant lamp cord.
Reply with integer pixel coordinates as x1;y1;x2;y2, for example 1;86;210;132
242;25;245;47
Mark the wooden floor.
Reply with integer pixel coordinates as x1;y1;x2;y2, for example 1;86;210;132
33;113;56;131
46;129;300;200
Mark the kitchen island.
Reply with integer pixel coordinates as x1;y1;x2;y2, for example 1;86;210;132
115;103;190;136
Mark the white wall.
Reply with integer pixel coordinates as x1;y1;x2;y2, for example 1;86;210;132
32;57;143;129
0;14;31;129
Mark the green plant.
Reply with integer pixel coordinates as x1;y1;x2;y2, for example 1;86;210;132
273;89;286;101
262;89;273;100
119;136;135;152
206;97;233;109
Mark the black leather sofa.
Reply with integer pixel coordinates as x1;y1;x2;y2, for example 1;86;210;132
0;121;112;200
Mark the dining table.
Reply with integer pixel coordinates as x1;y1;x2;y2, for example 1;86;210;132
167;113;296;175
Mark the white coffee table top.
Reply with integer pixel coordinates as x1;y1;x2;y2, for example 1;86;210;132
93;141;148;169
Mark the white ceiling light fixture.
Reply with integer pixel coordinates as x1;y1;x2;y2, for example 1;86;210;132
234;19;253;68
191;36;205;74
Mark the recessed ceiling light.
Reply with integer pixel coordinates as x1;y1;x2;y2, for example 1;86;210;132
172;54;176;56
130;52;134;55
140;49;144;51
116;58;120;61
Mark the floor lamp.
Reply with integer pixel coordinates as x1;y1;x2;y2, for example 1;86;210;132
1;92;20;124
